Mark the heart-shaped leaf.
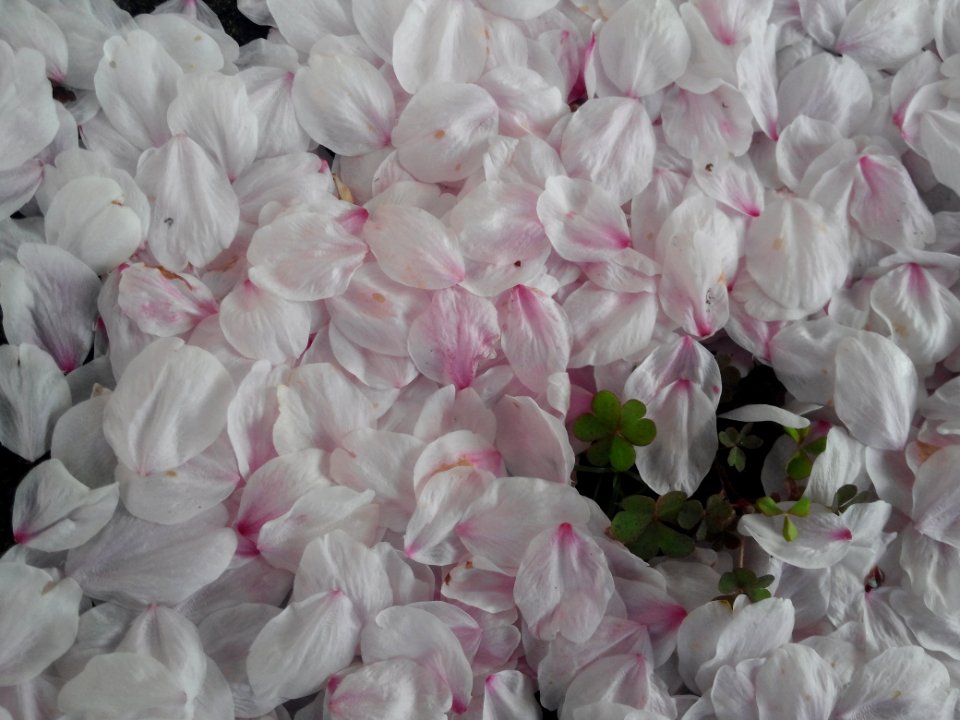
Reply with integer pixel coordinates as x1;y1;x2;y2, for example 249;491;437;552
609;435;637;471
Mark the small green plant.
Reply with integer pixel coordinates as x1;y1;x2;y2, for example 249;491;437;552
718;422;763;472
717;567;775;604
756;495;810;542
783;426;828;483
831;484;871;514
573;390;656;472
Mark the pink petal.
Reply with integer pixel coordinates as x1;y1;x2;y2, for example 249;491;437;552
661;84;754;159
564;283;658;367
538;176;631;262
836;0;933;70
292;54;395;157
327;658;450;720
494;395;575;485
118;262;218;337
498;285;571;392
392;82;499;183
850;153;935;249
219;279;311;363
777;53;872;137
352;0;410;62
514;523;614;643
265;0;355;53
478;65;567;139
0;43;59;171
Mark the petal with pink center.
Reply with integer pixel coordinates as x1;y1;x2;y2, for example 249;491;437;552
498;285;571;393
327;658;449;720
219;280;311;364
737;505;855;569
564;283;658;368
736;21;779;139
850;153;934;249
479;65;566;139
776;53;872;137
514;522;614;643
118;263;218;337
661;84;754;159
538;176;631;262
494;395;575;485
836;0;933;70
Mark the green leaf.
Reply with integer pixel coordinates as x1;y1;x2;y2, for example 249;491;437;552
784;426;801;443
627;524;661;561
756;496;782;516
728;446;746;472
656;523;696;558
740;434;764;450
609;436;637;472
622;495;656;515
782;516;799;542
786;452;813;481
704;495;736;533
677;500;704;530
718;427;739;448
591;390;621;427
789;496;811;517
656;491;687;523
620;399;647;423
610;510;649;543
806;436;828;455
718;571;739;594
585;437;613;467
621;417;656;446
747;588;772;603
733;567;754;586
832;484;858;511
754;574;775;589
573;413;612;442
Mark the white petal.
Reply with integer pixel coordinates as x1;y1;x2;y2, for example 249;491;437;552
661;85;754;159
0;343;71;462
103;338;235;474
777;53;872;136
597;0;691;97
51;393;117;490
736;22;779;139
327;658;449;720
58;653;188;716
293;54;395;157
498;285;571;392
737;506;855;569
0;43;58;171
220;281;311;363
564;284;658;367
393;82;499;183
241;66;312;158
849;153;934;249
136;135;240;272
352;0;410;62
834;332;918;450
94;30;181;149
363;205;465;289
118;263;218;337
478;65;566;139
836;0;934;70
167;71;259;180
392;0;487;93
920;109;960;196
538;176;631;262
266;0;355;53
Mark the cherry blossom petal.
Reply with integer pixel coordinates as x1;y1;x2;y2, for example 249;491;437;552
836;0;934;70
136;135;240;272
919;109;960;196
352;0;410;62
850;153;934;250
736;21;779;139
247;590;361;702
407;287;500;390
362;204;465;289
737;505;855;569
219;280;311;363
265;0;355;53
693;153;764;219
597;0;691;98
661;85;754;160
561;653;676;720
478;65;566;139
565;284;658;367
167;71;259;180
118;263;218;337
327;658;449;720
777;53;872;137
292;54;395;157
494;395;575;485
775;116;844;192
538;176;631;262
0;244;100;373
392;82;499;183
94;30;181;150
51;393;117;491
560;97;655;204
0;43;58;172
12;459;118;552
247;210;369;302
497;285;571;392
515;523;614;643
65;506;237;606
0;343;72;462
392;0;487;93
834;332;918;450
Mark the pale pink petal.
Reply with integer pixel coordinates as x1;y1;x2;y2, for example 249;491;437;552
256;485;379;572
834;332;918;450
265;0;355;52
0;244;100;373
0;564;80;686
775;116;844;192
219;280;311;363
392;0;487;93
737;505;855;569
440;560;516;614
597;0;691;97
118;263;218;337
538;176;631;262
769;318;861;405
116;433;240;525
693;153;764;218
94;30;181;149
360;605;473;714
58;653;188;717
479;65;566;139
413;385;497;443
65;506;237;606
912;445;960;548
12;459;118;551
362;204;465;289
239;66;310;158
480;670;541;720
51;393;116;490
836;0;933;70
226;361;281;478
564;284;658;367
494;395;575;485
329;324;420;389
850;153;934;249
392;82;499;183
407;287;500;390
478;0;559;18
0;159;43;218
755;644;839;720
0;43;58;171
293;530;393;623
167;71;259;180
327;658;449;720
0;1;68;83
136;135;240;272
246;210;368;302
103;338;234;474
735;21;779;139
272;363;377;454
292;54;395;157
661;85;754;159
777;53;872;137
744;197;849;313
327;262;431;356
562;653;676;719
497;285;571;392
798;0;846;47
134;13;225;74
352;0;410;62
834;647;953;718
0;343;72;462
514;523;614;643
247;590;361;701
